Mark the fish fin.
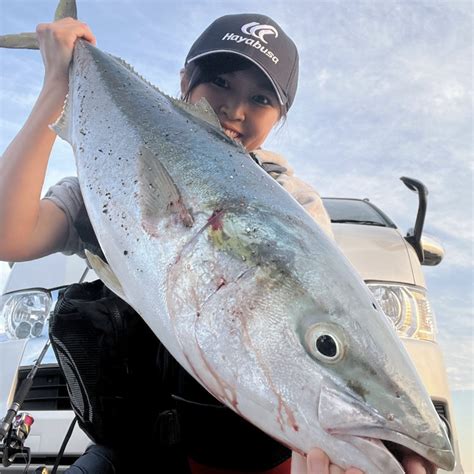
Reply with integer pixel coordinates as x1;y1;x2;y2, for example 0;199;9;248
138;146;194;232
49;94;71;142
54;0;78;20
0;1;77;50
170;97;222;130
85;250;127;301
111;55;138;74
110;54;164;91
171;97;248;151
0;33;39;50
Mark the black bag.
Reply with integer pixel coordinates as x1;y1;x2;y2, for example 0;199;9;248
49;280;163;448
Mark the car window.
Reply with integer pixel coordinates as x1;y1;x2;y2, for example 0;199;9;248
322;198;396;228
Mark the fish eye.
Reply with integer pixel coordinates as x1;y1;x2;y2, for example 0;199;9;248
316;334;337;357
305;323;345;363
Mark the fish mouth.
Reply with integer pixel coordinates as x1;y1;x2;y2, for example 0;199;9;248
318;385;455;471
334;431;454;473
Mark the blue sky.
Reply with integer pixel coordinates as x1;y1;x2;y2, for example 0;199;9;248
0;0;472;469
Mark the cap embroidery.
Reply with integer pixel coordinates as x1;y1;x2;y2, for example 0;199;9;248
240;22;279;44
221;32;280;64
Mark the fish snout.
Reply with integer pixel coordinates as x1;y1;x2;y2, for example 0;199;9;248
318;384;455;471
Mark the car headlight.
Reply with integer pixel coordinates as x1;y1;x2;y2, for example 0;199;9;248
367;283;436;341
0;290;52;340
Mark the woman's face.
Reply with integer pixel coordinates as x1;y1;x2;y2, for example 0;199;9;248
185;65;281;152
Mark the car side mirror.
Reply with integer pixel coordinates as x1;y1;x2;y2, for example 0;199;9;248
405;228;445;266
400;176;427;263
421;234;445;266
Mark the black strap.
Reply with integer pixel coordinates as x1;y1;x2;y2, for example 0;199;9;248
249;152;288;180
260;161;288;178
52;416;77;474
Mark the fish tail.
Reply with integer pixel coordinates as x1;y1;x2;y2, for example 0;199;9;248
0;0;78;50
54;0;78;21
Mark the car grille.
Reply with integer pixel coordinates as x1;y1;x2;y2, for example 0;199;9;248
433;400;447;418
432;400;452;442
15;365;71;410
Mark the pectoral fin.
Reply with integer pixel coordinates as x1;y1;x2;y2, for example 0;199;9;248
138;146;194;235
85;250;127;301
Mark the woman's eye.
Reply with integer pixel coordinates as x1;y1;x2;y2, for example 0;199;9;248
253;95;271;106
212;76;228;88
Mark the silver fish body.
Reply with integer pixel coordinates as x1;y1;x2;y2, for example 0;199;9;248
51;41;454;472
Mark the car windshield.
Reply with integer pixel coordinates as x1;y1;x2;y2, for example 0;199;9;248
322;198;395;228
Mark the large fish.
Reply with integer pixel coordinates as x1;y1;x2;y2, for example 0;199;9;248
0;2;455;472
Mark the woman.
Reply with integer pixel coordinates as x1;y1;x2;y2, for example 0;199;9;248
0;12;435;474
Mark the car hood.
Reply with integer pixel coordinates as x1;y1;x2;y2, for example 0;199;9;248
4;253;89;293
332;224;425;286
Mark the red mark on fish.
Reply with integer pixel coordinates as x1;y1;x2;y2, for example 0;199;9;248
208;209;225;231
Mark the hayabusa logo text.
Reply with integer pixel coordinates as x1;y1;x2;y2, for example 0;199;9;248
240;22;278;44
221;21;280;64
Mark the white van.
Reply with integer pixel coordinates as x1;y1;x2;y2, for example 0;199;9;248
0;178;464;472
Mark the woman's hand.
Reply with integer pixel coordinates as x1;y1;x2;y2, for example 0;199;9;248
291;448;437;474
36;17;96;87
291;449;362;474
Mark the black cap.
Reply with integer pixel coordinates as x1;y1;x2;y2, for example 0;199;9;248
185;14;299;111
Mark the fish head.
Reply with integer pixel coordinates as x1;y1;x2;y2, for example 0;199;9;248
171;207;455;472
293;291;455;471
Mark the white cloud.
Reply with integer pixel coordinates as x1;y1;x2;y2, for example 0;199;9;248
0;88;39;109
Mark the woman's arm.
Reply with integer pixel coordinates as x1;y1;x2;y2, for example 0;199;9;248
0;18;95;261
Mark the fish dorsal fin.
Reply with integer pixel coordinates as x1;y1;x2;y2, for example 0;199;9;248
171;97;247;151
110;54;170;96
110;54;178;99
138;146;194;234
111;55;141;76
85;250;127;301
171;97;222;130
